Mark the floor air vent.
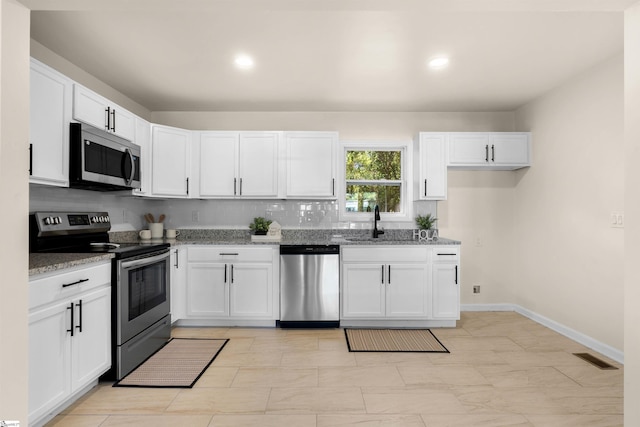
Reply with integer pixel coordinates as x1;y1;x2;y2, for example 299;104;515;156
573;353;618;370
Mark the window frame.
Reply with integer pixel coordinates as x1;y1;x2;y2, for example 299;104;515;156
339;140;414;223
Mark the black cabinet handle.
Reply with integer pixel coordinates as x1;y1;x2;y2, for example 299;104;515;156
485;144;489;162
388;265;391;284
111;109;116;132
231;264;234;283
332;178;335;196
455;265;458;285
424;179;427;197
29;143;33;175
186;177;190;195
224;264;227;283
234;178;237;195
62;278;89;288
105;107;110;130
381;265;384;284
239;178;243;196
491;145;495;162
76;300;83;333
67;303;74;336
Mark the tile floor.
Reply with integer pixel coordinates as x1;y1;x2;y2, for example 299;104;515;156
47;312;623;426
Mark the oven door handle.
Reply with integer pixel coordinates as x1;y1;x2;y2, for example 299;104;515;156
121;251;169;269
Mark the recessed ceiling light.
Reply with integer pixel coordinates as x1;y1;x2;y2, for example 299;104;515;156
428;56;450;70
234;54;255;70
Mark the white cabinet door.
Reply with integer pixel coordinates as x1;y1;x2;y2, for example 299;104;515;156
170;247;187;323
186;263;228;317
111;108;136;142
342;263;386;319
490;133;530;166
284;131;337;198
238;132;280;197
385;264;429;318
151;125;191;198
132;117;151;196
198;132;238;197
70;286;111;391
431;247;460;320
229;263;273;317
414;133;447;200
448;133;490;165
29;58;72;187
73;84;135;141
432;263;460;319
29;300;71;423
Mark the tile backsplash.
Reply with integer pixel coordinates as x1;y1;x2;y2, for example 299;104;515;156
30;186;436;231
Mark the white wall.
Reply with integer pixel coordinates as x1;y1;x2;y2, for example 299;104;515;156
30;40;152;121
514;55;624;352
0;0;30;423
624;2;640;424
439;171;518;305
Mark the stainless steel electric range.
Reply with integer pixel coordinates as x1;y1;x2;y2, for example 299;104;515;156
29;211;171;380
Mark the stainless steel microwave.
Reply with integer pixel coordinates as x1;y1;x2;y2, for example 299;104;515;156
69;122;141;191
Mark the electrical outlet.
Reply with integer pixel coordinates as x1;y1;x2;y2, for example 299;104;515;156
473;285;481;294
611;212;624;228
192;210;200;222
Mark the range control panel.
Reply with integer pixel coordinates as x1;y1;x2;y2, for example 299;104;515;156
33;211;111;235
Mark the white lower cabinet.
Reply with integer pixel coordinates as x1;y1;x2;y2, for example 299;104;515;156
431;246;461;320
341;245;460;327
341;247;430;321
29;262;111;427
170;247;187;323
182;246;278;326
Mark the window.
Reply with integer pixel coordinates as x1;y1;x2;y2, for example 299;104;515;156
340;141;411;221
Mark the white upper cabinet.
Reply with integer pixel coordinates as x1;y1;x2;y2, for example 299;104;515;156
414;132;447;200
195;131;280;198
197;132;238;198
150;125;192;198
29;58;72;187
73;84;135;142
284;131;338;199
448;132;531;170
238;132;280;197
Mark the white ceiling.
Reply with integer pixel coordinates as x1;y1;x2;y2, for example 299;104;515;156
27;1;632;112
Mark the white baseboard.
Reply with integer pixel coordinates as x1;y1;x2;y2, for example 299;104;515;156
461;303;624;365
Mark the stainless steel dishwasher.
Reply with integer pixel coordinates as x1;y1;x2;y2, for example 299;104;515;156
279;245;340;328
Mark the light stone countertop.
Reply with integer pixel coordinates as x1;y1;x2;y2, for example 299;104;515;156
29;253;114;276
112;228;462;247
30;229;461;276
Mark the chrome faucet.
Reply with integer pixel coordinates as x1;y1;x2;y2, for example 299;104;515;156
373;205;384;238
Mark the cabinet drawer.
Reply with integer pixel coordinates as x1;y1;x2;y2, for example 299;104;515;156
432;246;460;262
29;262;111;310
188;246;275;263
341;247;428;263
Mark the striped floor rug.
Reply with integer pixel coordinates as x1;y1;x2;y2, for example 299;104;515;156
114;338;228;388
344;328;449;353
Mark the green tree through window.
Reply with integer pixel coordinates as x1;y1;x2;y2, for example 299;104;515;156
345;150;402;213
